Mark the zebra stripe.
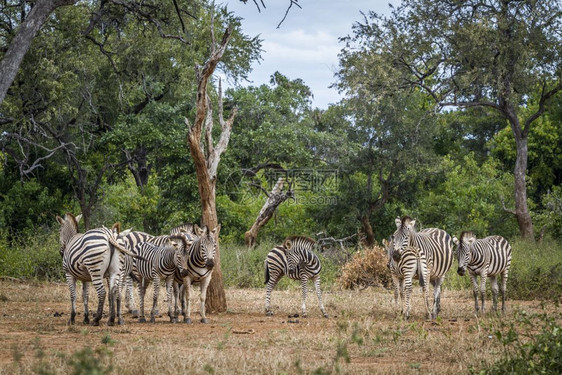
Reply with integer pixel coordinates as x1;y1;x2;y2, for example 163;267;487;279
384;240;431;320
264;236;328;318
455;231;512;314
56;213;135;326
392;216;455;319
132;235;191;323
172;225;220;324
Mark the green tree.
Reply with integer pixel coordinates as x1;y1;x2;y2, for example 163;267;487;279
336;0;562;239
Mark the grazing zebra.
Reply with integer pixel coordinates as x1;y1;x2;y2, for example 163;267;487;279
56;213;139;326
455;231;512;314
132;234;194;323
392;216;455;319
264;236;328;318
172;225;220;324
384;239;431;320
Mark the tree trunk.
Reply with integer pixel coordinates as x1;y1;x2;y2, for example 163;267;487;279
0;0;77;105
245;177;292;248
512;131;534;239
360;214;375;246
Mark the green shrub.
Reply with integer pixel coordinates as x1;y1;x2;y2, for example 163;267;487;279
475;307;562;374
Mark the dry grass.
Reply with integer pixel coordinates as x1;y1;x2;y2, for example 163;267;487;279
0;280;556;374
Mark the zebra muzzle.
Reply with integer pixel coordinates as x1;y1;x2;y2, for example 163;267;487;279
180;269;190;277
206;259;215;269
457;267;465;276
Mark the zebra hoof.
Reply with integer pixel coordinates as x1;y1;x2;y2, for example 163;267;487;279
266;311;273;316
92;321;100;327
323;313;329;319
302;313;307;318
184;318;192;324
83;318;89;325
201;318;208;324
130;310;139;318
118;319;125;325
150;317;156;323
107;320;115;327
170;317;178;323
139;317;147;323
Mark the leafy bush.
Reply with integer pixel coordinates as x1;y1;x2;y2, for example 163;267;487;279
338;245;391;290
0;229;62;281
476;307;562;374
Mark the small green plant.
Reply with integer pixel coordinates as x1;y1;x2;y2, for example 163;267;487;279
67;346;113;375
476;307;562;374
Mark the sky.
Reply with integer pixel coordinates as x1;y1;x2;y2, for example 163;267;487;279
221;0;396;109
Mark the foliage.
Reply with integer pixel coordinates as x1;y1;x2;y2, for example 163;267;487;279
338;245;391;290
476;308;562;375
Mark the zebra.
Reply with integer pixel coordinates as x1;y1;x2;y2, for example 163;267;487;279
384;239;431;320
132;235;193;323
454;231;512;314
172;225;220;324
264;236;329;318
392;216;455;319
56;213;139;326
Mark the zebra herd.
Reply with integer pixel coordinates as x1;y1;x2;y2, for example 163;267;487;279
56;212;512;326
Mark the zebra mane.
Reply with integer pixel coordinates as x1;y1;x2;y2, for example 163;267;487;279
284;235;316;247
460;231;475;241
401;216;414;226
65;212;80;231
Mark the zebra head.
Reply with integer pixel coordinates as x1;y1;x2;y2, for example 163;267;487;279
56;213;82;256
169;234;194;277
456;231;476;276
382;237;400;268
196;224;221;270
283;238;300;273
392;216;416;252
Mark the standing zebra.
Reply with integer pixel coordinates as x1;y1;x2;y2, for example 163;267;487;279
56;213;139;326
384;239;431;320
132;235;192;323
455;231;512;314
264;236;328;318
392;216;455;319
173;225;220;324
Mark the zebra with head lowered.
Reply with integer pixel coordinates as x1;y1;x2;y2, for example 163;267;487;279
265;236;328;318
384;239;431;320
455;231;512;314
132;234;194;323
392;216;455;319
56;213;139;326
172;224;220;324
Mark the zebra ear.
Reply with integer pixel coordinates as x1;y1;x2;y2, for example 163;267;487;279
119;228;132;237
211;224;221;236
194;224;204;237
75;214;82;223
111;222;121;233
394;217;401;228
284;239;293;250
382;238;389;247
56;215;64;225
453;237;459;245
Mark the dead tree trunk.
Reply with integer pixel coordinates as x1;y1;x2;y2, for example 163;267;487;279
245;177;293;248
185;20;235;313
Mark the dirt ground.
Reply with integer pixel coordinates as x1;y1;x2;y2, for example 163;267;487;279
0;279;553;374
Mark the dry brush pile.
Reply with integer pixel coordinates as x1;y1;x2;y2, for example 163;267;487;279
338;244;392;290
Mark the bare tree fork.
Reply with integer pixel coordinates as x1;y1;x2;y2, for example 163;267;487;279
240;0;301;28
185;17;235;313
245;177;294;248
0;0;78;106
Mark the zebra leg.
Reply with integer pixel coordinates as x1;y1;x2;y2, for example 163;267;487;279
66;275;78;325
126;276;138;318
173;282;180;318
91;278;106;326
500;270;509;314
166;278;177;323
107;273;120;326
479;270;489;314
82;281;89;325
183;277;192;324
300;278;309;318
431;277;444;319
422;275;432;321
403;276;413;320
312;276;328;318
199;275;212;323
150;275;160;323
392;275;400;308
399;278;405;317
470;274;480;314
138;279;147;323
489;276;499;313
265;276;280;316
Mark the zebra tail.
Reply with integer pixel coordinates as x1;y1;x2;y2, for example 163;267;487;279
129;272;140;283
417;257;425;288
108;236;147;261
264;261;270;285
